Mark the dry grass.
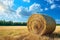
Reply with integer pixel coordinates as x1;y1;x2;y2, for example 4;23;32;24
0;26;60;40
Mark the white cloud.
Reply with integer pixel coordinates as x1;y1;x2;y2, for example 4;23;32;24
0;0;29;22
0;4;5;13
16;6;30;16
0;0;14;7
16;3;43;16
23;0;30;3
29;3;40;11
29;3;42;12
40;9;43;12
0;0;22;22
50;4;56;9
45;8;48;10
0;4;15;20
29;3;43;13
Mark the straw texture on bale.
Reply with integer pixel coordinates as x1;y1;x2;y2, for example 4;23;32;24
27;14;56;35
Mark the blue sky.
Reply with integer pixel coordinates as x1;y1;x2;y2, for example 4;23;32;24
0;0;60;24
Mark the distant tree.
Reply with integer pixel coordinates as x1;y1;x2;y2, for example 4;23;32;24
0;20;27;26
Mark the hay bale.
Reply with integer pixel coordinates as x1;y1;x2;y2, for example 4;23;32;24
27;14;56;35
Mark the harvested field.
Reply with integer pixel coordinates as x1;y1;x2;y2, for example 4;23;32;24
0;26;60;40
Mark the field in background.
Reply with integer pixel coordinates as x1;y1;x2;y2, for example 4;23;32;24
0;26;60;40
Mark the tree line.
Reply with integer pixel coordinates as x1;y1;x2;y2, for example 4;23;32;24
0;20;60;26
0;20;27;26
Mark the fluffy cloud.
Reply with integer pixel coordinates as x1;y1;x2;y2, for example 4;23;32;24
16;6;30;16
29;3;43;12
0;0;22;22
44;8;48;10
29;3;40;11
0;0;29;22
16;3;43;16
50;4;56;9
0;0;14;7
0;4;15;20
23;0;30;3
0;4;5;13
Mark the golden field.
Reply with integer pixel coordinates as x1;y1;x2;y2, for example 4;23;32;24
0;26;60;40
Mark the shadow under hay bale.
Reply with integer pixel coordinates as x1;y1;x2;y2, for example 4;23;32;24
40;33;60;40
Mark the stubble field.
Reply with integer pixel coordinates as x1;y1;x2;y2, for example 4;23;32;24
0;26;60;40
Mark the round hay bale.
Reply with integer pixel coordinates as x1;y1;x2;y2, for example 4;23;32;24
27;14;56;35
